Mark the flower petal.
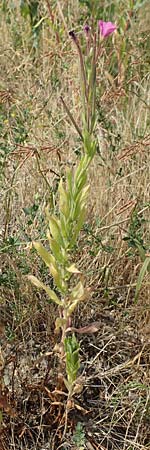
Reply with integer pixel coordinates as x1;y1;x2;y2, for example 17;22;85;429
99;20;116;38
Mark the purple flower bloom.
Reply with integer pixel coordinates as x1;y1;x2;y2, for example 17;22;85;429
98;20;116;38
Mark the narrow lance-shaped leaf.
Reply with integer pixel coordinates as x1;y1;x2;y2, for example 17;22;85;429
47;232;67;265
83;130;92;155
49;216;65;248
70;209;86;247
48;263;66;293
74;154;90;186
33;241;65;292
28;275;62;305
33;241;55;268
58;179;70;218
59;214;69;243
74;171;87;198
66;168;73;197
73;185;89;220
66;264;81;274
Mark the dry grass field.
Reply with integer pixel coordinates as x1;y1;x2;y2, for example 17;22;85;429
0;1;150;449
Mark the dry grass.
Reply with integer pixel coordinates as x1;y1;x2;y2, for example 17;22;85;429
0;1;150;449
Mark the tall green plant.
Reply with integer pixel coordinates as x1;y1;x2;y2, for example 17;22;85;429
28;21;116;398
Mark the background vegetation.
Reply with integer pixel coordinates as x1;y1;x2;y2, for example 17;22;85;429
0;1;150;449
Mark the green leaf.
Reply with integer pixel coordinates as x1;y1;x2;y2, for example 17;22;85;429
67;299;79;314
64;334;80;386
47;234;67;265
58;178;70;217
33;241;55;267
134;257;150;303
83;130;92;155
74;171;87;196
74;184;88;207
63;377;70;391
70;209;85;246
32;242;65;292
28;275;61;305
74;154;90;186
59;214;69;242
72;198;83;223
55;317;66;331
73;185;89;220
66;264;81;274
71;281;85;300
68;282;89;314
49;264;62;289
49;216;65;248
73;422;85;447
66;168;73;196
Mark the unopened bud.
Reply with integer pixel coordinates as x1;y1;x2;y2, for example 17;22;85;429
69;30;77;42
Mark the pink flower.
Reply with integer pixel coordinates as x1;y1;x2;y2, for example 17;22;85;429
98;20;116;38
